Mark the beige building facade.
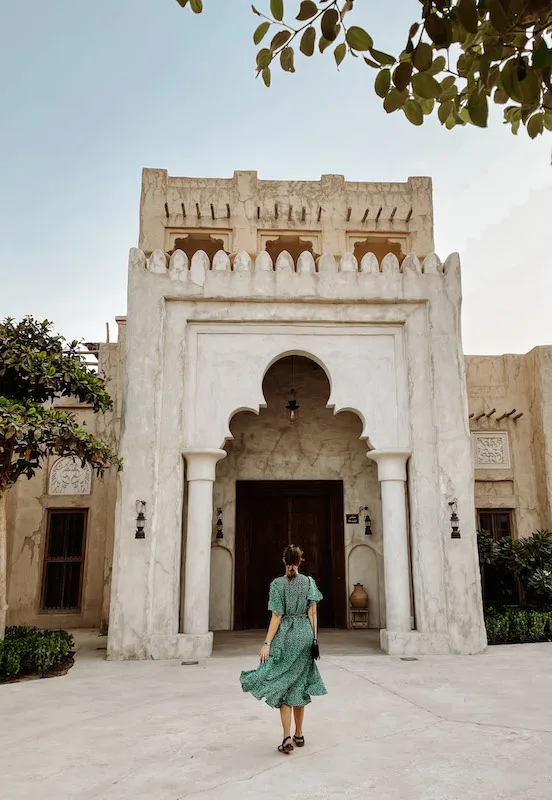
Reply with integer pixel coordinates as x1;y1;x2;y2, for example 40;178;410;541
5;171;552;658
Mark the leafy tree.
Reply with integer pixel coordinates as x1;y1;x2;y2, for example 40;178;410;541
176;0;552;137
0;317;121;638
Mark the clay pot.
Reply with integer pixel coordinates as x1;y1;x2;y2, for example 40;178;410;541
350;583;369;609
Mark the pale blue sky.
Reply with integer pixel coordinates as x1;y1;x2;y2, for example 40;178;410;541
1;0;550;354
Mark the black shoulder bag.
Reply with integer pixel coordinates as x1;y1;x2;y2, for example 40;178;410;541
310;609;320;661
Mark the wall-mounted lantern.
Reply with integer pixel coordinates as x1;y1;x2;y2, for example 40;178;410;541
360;506;372;536
135;500;146;539
285;356;300;424
215;508;224;539
449;499;461;539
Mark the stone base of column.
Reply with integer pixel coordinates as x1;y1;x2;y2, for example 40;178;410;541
380;629;452;656
147;632;214;660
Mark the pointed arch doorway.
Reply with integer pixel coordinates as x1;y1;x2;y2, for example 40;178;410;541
234;479;346;629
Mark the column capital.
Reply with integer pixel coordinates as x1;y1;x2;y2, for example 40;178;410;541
367;449;411;482
183;449;226;481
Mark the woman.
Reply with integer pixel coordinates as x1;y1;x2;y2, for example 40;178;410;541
240;544;327;754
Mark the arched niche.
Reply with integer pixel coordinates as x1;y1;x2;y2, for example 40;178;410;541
209;545;233;631
348;544;381;628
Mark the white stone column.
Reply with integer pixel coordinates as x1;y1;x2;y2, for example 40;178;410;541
367;449;412;637
183;449;226;638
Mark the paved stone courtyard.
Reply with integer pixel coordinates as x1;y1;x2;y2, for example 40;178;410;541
1;631;551;799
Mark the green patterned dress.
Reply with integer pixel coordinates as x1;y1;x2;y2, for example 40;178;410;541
240;574;328;708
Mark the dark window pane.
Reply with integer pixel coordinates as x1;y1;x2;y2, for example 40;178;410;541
497;514;511;538
48;516;67;558
43;562;65;609
62;562;82;609
479;513;493;534
66;523;84;558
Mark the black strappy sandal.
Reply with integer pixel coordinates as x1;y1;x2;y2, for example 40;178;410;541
293;735;305;748
278;736;294;754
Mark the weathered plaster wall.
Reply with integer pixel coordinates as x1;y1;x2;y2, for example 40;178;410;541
466;348;552;536
210;357;384;631
139;169;434;260
5;327;124;631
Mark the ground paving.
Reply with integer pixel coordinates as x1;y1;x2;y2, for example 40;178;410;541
1;630;551;799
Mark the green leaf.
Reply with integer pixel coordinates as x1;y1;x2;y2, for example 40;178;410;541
412;43;433;72
280;46;295;72
256;48;272;69
420;98;435;115
519;69;540;106
375;69;391;98
412;72;442;99
370;48;395;67
488;0;509;33
321;8;339;42
296;0;318;20
533;42;552;70
175;0;189;7
319;36;332;54
425;14;453;47
438;99;454;123
346;26;374;52
300;27;316;56
270;0;284;22
543;111;552;131
428;55;446;75
189;0;203;12
262;67;271;87
364;56;380;68
271;30;292;50
457;0;478;35
494;87;508;104
393;62;412;92
404;99;424;125
254;22;271;45
527;112;544;139
334;42;347;67
383;88;407;113
468;90;489;127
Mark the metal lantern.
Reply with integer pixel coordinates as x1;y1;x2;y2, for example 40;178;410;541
135;500;146;539
449;499;461;539
215;508;224;539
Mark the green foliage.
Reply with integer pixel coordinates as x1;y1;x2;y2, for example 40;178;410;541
477;529;552;608
0;317;121;492
484;606;552;644
176;0;552;137
0;626;74;679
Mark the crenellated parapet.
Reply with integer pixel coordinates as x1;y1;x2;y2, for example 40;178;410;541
128;246;461;304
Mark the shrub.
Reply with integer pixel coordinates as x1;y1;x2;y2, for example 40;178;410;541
484;607;552;645
0;626;74;680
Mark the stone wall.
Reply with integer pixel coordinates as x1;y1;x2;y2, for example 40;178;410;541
466;348;552;536
5;327;124;632
139;170;434;262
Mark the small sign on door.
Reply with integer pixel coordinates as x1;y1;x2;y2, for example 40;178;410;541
346;514;359;524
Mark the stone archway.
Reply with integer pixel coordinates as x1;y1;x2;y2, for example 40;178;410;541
211;355;383;632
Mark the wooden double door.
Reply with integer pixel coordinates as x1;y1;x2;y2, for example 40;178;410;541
235;481;346;629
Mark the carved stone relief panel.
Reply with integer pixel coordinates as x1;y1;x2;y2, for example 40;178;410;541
49;456;92;496
471;432;511;469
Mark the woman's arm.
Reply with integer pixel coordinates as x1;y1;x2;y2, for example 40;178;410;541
259;612;282;662
308;603;318;639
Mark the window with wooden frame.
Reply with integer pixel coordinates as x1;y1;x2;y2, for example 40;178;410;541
41;510;87;612
477;509;516;605
477;509;513;541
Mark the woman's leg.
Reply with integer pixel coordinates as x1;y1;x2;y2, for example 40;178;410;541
279;705;292;740
293;706;305;737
